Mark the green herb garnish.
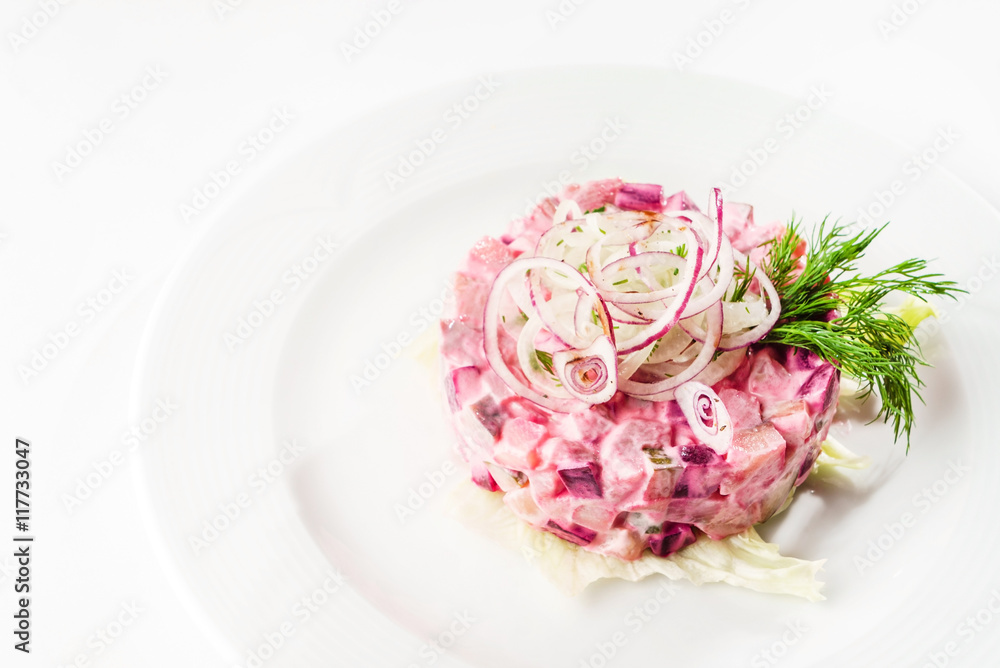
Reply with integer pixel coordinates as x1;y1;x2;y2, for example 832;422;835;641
760;219;964;450
534;349;555;375
730;256;757;302
585;205;606;214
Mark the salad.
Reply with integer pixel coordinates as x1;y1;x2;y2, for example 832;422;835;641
439;178;958;597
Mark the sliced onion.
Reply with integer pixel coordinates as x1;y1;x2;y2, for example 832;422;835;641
553;335;618;404
482;186;783;412
612;243;704;354
716;254;781;350
689;349;748;387
552;199;584;225
674;381;733;455
618;301;722;398
484;258;596;412
616;340;657;382
679;234;735;317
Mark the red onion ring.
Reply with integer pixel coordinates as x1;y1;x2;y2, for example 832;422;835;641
674;380;733;455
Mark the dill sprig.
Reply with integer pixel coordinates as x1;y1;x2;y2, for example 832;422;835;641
729;255;757;302
760;218;964;450
534;349;555;375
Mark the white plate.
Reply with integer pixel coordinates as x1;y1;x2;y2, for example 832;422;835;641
132;66;1000;667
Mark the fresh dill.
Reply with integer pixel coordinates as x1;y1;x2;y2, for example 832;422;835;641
534;349;555;375
730;256;757;302
760;218;964;450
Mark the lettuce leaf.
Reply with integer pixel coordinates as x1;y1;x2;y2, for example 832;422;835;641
885;294;937;330
813;435;871;477
447;481;826;600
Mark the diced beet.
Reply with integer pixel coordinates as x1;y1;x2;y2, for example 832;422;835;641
747;350;795;402
643;468;680;503
674;465;722;498
599;420;669;504
465;236;517;274
494;418;547;470
499;396;550;424
679;444;719;466
719;422;787;497
765;400;812;448
798;365;839;414
439;319;485;368
796;445;822;485
648;522;697;557
557;463;603;499
782;346;825;374
662;190;700;213
446;366;481;412
561;178;623;212
452;273;489;330
471;396;504;437
717;388;762;431
561;410;617;446
470;461;500;492
545;520;597;546
614;183;664;213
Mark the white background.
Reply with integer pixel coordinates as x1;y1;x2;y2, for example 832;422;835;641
2;1;998;666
